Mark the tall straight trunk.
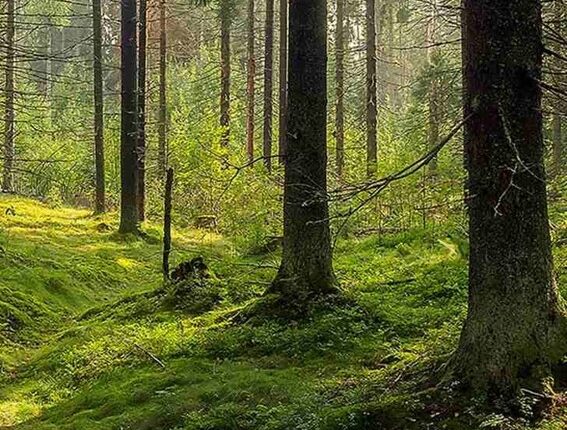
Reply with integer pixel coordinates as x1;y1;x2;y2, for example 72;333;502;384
158;0;167;178
119;0;139;234
162;168;173;281
245;0;255;162
426;0;439;175
453;0;566;395
93;0;105;213
335;0;345;179
3;0;15;192
263;0;275;171
270;0;335;303
137;0;147;221
220;0;231;147
278;0;288;165
551;0;564;176
366;0;378;178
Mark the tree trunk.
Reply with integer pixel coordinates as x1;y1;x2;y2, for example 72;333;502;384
263;0;275;172
366;0;378;178
137;0;147;221
551;0;564;176
335;0;345;179
3;0;15;192
246;0;255;162
93;0;105;213
158;0;167;179
163;168;173;281
220;0;231;147
453;0;566;395
427;0;439;175
270;0;336;304
119;0;139;234
278;0;288;165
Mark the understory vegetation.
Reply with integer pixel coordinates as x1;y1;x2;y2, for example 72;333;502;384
0;195;565;430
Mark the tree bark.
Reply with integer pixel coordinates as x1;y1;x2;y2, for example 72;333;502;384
93;0;106;213
335;0;345;179
137;0;147;221
158;0;167;179
163;168;173;281
220;0;231;147
278;0;288;165
551;0;564;176
263;0;275;172
366;0;378;178
270;0;336;304
3;0;15;192
453;0;566;395
119;0;139;234
427;0;440;175
246;0;256;162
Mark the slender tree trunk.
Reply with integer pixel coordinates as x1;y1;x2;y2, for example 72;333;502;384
453;0;566;395
427;0;439;175
93;0;105;213
158;0;167;179
366;0;378;178
137;0;147;221
269;0;336;304
163;168;173;281
220;0;231;147
335;0;345;179
263;0;275;171
246;0;256;162
278;0;288;165
119;0;139;234
3;0;15;192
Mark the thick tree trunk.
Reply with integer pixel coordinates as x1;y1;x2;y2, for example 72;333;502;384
453;0;566;395
119;0;139;234
3;0;15;192
246;0;255;163
335;0;345;179
270;0;336;304
278;0;288;165
366;0;378;178
158;0;167;179
263;0;275;172
137;0;147;221
220;0;231;147
93;0;105;213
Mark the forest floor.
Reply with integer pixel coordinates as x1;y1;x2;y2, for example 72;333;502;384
0;195;565;430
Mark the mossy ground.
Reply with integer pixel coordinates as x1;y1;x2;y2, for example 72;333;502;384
0;195;565;429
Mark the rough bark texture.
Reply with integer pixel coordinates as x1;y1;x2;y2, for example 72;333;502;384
453;0;566;395
137;0;147;221
119;0;139;234
220;0;231;147
366;0;378;178
93;0;105;214
269;0;336;303
3;0;15;192
551;0;564;176
263;0;275;172
426;0;440;175
158;0;167;179
335;0;345;179
246;0;255;163
278;0;288;165
163;168;173;281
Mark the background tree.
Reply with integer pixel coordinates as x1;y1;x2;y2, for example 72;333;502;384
119;0;139;234
278;0;288;164
263;0;274;171
366;0;378;178
219;0;232;146
245;0;255;162
3;0;15;192
137;0;148;220
92;0;105;214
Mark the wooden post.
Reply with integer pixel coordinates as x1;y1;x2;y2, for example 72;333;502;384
162;168;174;281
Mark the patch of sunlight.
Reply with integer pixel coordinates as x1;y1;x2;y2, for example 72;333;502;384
116;257;139;269
0;400;43;427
